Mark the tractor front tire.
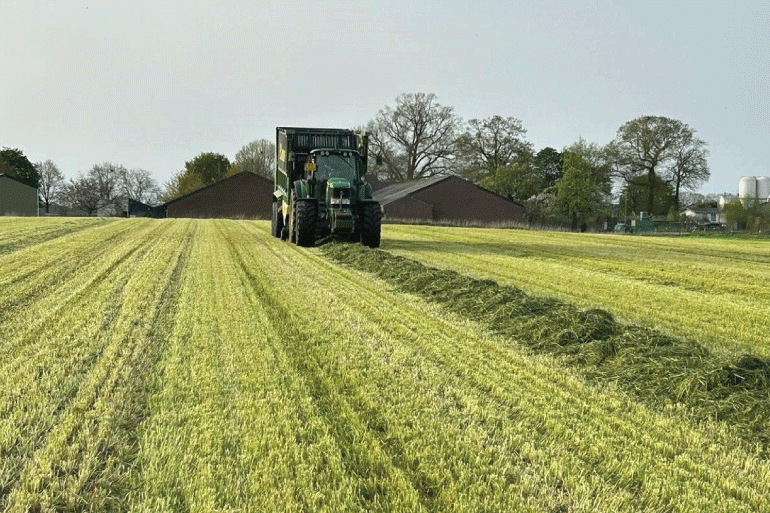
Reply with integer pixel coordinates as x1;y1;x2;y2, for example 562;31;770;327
361;203;381;248
294;200;316;247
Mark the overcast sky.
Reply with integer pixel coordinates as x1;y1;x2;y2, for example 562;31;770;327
2;0;768;195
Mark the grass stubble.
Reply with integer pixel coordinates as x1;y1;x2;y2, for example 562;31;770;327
1;218;768;512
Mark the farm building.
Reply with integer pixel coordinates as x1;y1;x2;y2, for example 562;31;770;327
0;174;38;216
681;206;724;226
373;175;525;224
128;198;167;218
165;171;272;219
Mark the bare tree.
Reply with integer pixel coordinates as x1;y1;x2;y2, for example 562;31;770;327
88;163;127;214
667;132;710;209
60;174;101;216
368;93;461;181
123;168;161;205
35;160;65;213
231;139;276;180
454;115;533;182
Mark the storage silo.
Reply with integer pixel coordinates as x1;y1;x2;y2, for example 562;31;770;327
739;176;757;205
756;176;770;201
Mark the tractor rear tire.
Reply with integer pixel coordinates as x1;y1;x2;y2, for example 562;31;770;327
361;203;381;248
294;200;316;247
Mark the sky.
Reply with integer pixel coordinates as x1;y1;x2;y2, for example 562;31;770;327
1;0;768;196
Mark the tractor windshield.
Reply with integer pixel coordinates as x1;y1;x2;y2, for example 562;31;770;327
313;152;357;182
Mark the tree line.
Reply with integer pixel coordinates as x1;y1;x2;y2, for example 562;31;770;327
1;148;163;215
2;91;713;228
364;92;711;229
0;144;274;215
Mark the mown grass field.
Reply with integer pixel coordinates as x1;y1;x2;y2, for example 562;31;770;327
1;218;768;512
381;225;770;359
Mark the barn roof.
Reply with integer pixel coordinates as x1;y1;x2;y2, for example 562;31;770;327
373;174;523;208
164;171;272;206
373;175;453;205
0;173;37;189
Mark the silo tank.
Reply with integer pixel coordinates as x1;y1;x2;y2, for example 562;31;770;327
756;176;770;201
739;176;757;199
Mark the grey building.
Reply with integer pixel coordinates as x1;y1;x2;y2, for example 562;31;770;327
0;174;38;216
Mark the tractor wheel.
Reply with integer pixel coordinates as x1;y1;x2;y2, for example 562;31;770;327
361;203;381;248
271;201;283;238
294;200;316;247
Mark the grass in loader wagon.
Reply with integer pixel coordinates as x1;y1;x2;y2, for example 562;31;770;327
322;243;770;454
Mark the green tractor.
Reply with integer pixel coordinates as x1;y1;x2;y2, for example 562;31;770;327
271;127;381;248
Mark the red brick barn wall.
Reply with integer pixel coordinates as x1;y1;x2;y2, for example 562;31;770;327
410;176;525;223
166;172;273;219
384;195;434;220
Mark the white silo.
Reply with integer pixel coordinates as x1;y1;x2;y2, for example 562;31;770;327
739;176;757;205
756;176;770;201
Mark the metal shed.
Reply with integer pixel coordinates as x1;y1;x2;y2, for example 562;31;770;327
0;174;38;216
165;172;272;219
373;175;525;224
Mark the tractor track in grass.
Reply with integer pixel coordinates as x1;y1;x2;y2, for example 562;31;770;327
0;218;107;255
1;221;194;511
0;219;155;327
225;226;430;510
222;222;769;512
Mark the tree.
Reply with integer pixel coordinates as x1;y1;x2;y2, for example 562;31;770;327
231;139;275;180
162;152;231;201
185;152;230;185
608;116;706;214
89;163;127;214
56;163;129;216
551;140;612;231
679;191;706;207
123;168;161;205
618;173;676;217
533;147;563;190
60;174;101;216
479;161;541;202
368;93;461;181
0;147;40;188
668;131;710;209
161;169;204;202
720;198;770;231
35;160;65;213
454;115;532;182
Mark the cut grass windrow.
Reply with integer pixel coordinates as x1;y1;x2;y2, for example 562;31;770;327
381;225;770;358
322;243;770;455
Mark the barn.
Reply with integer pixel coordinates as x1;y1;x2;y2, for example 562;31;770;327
373;175;525;224
0;174;38;216
165;172;273;219
128;198;167;218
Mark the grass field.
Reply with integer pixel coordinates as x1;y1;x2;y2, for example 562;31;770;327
1;218;768;512
381;224;770;359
